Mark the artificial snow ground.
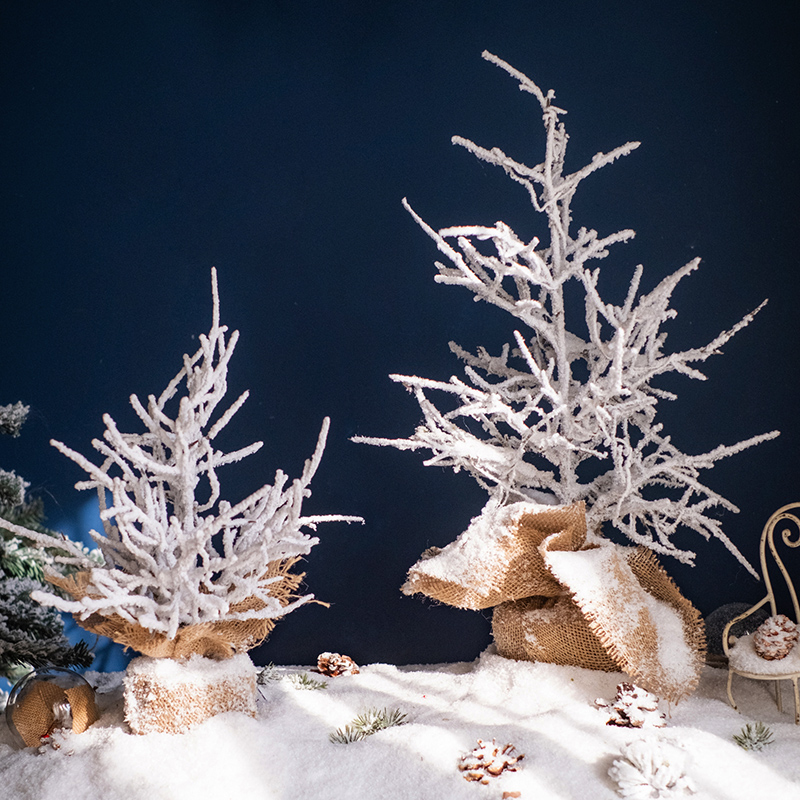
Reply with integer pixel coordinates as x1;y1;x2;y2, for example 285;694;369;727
1;649;798;800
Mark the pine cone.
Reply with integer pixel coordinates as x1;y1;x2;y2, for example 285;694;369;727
595;682;666;728
458;739;524;784
753;614;798;660
609;739;695;798
316;652;360;676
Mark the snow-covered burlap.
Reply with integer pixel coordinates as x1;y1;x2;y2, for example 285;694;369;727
47;558;305;659
400;497;703;700
11;680;98;747
401;501;587;609
492;531;706;702
123;653;257;735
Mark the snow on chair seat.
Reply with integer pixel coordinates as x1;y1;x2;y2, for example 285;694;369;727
722;502;800;724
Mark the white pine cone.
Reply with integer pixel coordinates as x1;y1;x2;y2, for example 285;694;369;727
317;652;360;676
609;739;695;798
753;614;799;660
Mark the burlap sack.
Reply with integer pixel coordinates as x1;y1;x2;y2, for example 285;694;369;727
492;533;706;702
402;501;587;609
48;557;307;659
11;679;99;747
402;498;705;701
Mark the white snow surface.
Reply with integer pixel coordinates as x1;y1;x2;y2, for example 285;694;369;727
1;649;799;800
124;651;257;686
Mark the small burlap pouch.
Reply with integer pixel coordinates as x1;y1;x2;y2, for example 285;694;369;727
48;557;307;659
11;679;99;747
401;500;587;609
492;531;706;702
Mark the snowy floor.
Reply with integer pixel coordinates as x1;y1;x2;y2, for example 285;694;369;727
1;649;799;800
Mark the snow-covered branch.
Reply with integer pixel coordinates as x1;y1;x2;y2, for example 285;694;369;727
356;54;778;575
20;269;362;639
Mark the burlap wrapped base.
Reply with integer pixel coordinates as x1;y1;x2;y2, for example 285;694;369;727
404;500;706;703
123;652;257;735
48;557;306;659
491;543;706;701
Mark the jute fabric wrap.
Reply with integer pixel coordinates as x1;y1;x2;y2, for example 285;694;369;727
493;595;618;671
402;501;587;609
123;653;257;735
48;557;306;659
404;500;705;702
494;535;706;701
11;680;99;747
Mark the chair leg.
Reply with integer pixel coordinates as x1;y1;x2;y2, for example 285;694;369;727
775;680;783;713
792;678;799;725
726;670;739;712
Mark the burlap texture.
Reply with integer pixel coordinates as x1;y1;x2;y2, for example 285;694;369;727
402;501;587;610
123;654;257;735
492;534;706;702
48;557;306;659
403;499;704;701
11;680;98;747
492;595;618;671
625;546;707;676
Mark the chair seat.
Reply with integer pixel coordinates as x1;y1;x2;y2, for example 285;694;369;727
728;633;800;677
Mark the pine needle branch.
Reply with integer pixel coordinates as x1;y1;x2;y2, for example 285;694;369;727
733;722;774;751
329;707;408;744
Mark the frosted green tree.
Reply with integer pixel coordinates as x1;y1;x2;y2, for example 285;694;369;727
0;402;92;680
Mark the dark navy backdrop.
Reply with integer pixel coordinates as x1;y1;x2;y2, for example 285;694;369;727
2;1;798;668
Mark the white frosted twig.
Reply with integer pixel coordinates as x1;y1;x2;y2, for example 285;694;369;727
357;55;779;571
16;269;363;638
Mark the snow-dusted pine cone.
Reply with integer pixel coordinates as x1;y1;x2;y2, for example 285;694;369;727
609;739;695;798
596;683;666;729
458;739;524;784
753;614;799;660
317;652;360;676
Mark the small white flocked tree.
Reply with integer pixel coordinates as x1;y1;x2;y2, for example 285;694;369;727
356;52;778;576
8;269;360;642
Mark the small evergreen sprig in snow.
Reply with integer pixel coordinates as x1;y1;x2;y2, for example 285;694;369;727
286;672;328;690
329;707;408;744
5;269;361;640
733;722;774;751
256;662;283;683
355;51;778;575
257;665;328;690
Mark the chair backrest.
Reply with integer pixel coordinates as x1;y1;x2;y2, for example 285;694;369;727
759;502;800;623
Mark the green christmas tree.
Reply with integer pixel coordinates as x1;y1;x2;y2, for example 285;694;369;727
0;401;93;681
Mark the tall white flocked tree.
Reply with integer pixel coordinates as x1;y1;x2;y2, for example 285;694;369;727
355;52;778;577
6;269;360;640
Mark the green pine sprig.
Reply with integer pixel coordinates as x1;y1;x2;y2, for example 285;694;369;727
256;663;282;684
257;664;328;690
329;707;408;744
733;722;774;751
287;673;328;690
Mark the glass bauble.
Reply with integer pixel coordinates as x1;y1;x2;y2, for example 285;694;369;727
5;667;98;748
